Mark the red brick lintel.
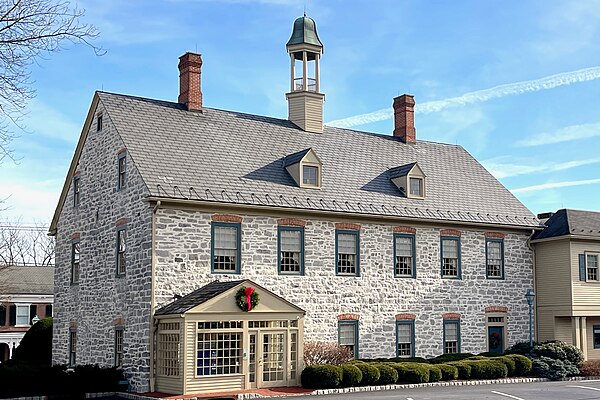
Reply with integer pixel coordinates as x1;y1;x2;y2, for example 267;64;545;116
485;232;506;239
393;226;416;234
117;147;127;155
337;313;360;321
70;232;81;241
212;214;243;223
335;223;361;231
115;218;129;227
277;218;306;227
440;229;461;237
485;306;508;313
442;312;461;320
114;317;125;326
395;313;416;321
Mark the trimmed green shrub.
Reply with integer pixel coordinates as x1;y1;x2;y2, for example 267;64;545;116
505;341;537;355
467;356;487;360
465;360;508;379
362;356;429;364
430;353;475;364
12;317;53;366
375;363;398;385
355;363;380;386
392;363;430;384
427;365;442;382
492;356;516;376
340;363;362;387
531;356;568;380
533;341;583;367
438;364;459;380
301;364;343;389
478;351;502;357
505;354;532;376
448;361;471;379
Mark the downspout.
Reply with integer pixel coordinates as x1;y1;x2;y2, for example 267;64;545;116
149;200;161;392
527;229;537;342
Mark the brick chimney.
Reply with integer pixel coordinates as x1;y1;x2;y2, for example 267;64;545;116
393;94;416;143
178;52;203;112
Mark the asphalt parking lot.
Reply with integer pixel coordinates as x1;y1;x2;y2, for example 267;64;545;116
278;380;600;400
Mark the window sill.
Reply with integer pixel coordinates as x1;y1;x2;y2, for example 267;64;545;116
336;273;360;277
486;276;505;280
70;282;79;286
116;273;126;278
211;270;241;275
278;272;304;276
441;276;461;280
395;275;416;278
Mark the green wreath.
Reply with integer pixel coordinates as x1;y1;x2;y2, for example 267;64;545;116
235;286;259;312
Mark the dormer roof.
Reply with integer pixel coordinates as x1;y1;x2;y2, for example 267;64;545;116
388;162;424;179
284;148;312;167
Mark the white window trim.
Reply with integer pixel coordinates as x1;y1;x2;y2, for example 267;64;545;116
585;252;600;282
15;303;31;327
300;162;321;189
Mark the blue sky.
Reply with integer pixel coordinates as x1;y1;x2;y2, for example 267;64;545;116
1;0;599;223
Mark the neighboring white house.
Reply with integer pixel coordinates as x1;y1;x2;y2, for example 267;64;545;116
49;16;540;394
0;266;54;362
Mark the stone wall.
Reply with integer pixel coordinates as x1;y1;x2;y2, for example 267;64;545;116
52;99;153;391
154;209;534;359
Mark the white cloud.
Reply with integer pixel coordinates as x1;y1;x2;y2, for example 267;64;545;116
0;181;61;223
327;66;600;128
516;122;600;147
482;158;600;179
511;178;600;194
20;99;81;143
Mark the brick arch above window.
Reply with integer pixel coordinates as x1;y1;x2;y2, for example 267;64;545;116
440;229;461;237
393;226;416;234
337;313;360;321
485;306;508;313
115;218;129;227
335;223;361;231
395;313;416;320
116;147;127;155
70;232;81;241
212;214;243;223
69;321;78;329
277;218;306;227
442;312;461;320
113;317;125;326
485;232;506;239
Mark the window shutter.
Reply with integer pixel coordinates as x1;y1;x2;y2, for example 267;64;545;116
0;305;6;326
579;254;586;281
9;305;16;326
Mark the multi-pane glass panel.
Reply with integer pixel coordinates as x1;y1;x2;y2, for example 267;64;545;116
196;332;241;376
339;322;357;357
290;332;298;380
486;240;503;278
594;326;600;349
279;228;302;274
73;177;80;206
442;238;459;277
249;334;256;383
157;328;180;377
395;235;414;277
16;305;29;325
587;254;599;281
213;225;239;272
444;321;459;354
396;322;413;357
409;178;423;196
69;330;77;366
118;155;126;189
117;229;126;275
262;333;285;382
303;165;318;186
71;242;80;284
115;329;124;368
337;232;358;275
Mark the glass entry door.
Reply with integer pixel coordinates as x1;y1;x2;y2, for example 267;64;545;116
249;331;287;388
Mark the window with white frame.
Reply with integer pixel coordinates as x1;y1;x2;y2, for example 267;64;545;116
441;237;460;278
338;321;358;358
395;234;415;277
486;239;504;279
278;226;303;274
302;165;319;186
116;228;126;275
409;177;423;197
15;305;30;326
396;321;414;357
336;231;359;276
212;223;240;273
196;321;242;376
115;327;124;368
71;241;80;284
117;153;126;190
587;254;599;281
444;320;460;354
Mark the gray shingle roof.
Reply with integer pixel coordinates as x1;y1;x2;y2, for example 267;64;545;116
99;92;539;229
0;266;54;295
388;163;417;179
155;280;243;315
533;209;600;240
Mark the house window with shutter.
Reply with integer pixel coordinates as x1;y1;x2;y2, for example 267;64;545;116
441;237;461;279
394;234;416;277
336;230;360;276
278;226;304;275
16;304;30;326
338;321;358;358
443;320;461;354
587;254;599;282
396;320;415;357
0;304;6;326
486;239;504;279
211;222;241;273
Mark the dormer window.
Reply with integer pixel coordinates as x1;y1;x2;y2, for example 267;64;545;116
284;148;322;189
389;162;426;199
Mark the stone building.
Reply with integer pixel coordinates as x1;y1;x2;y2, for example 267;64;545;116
0;266;54;362
49;16;540;394
532;209;600;360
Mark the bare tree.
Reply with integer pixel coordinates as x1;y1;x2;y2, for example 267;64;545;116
0;219;54;267
0;0;102;163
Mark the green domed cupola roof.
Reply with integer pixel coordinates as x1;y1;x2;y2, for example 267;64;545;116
286;15;323;48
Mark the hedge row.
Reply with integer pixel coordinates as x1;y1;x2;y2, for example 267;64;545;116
301;355;533;389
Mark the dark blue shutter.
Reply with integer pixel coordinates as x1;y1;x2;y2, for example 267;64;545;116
579;254;586;281
9;305;16;326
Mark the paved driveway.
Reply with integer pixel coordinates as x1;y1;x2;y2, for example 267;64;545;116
278;380;600;400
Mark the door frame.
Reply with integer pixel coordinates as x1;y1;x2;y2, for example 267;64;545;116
485;312;507;353
249;329;288;388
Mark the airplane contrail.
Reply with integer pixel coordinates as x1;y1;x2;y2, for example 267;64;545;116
327;66;600;128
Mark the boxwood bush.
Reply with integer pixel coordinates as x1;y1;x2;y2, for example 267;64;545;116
393;363;430;384
465;360;508;379
355;362;380;386
505;354;532;376
438;364;459;380
430;353;475;364
340;363;362;387
374;363;398;385
427;365;442;382
301;364;343;389
447;361;471;379
492;356;516;376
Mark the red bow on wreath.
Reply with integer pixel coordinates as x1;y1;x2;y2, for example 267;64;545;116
244;287;255;311
492;332;499;339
